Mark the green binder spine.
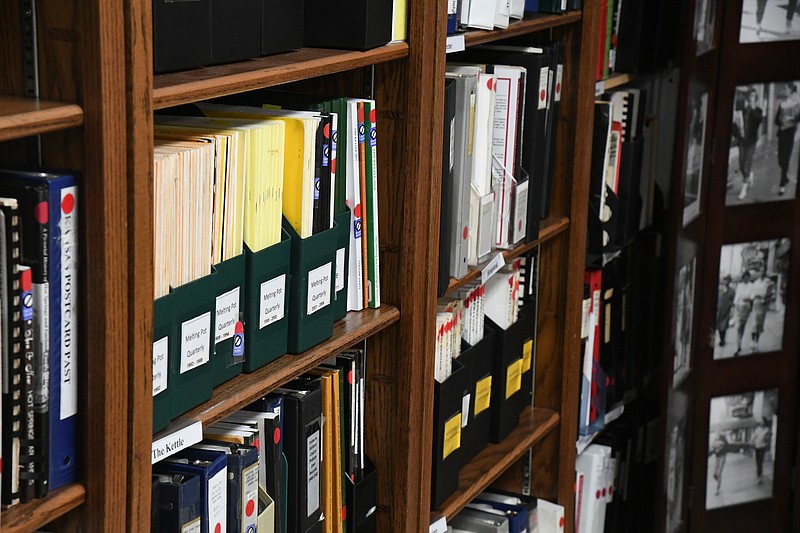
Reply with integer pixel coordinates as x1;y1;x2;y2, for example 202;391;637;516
152;295;173;433
333;208;351;321
209;254;246;387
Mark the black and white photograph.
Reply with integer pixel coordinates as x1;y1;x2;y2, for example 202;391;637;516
706;389;779;510
714;239;791;359
694;0;717;54
727;82;800;205
666;413;688;532
684;92;708;226
740;0;800;43
673;258;696;387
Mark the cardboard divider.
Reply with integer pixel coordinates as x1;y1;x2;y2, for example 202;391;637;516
457;328;497;463
333;208;351;321
243;231;292;372
261;0;304;56
152;295;173;433
431;358;470;509
486;310;536;443
345;457;378;533
302;0;394;51
210;254;247;387
284;219;338;354
210;0;261;65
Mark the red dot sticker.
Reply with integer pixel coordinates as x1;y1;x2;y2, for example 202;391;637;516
602;488;607;497
370;108;377;123
214;524;221;533
463;226;468;240
556;82;562;94
61;193;75;214
246;499;256;517
354;203;362;218
487;78;493;90
235;321;244;334
596;490;601;500
324;123;331;138
540;89;546;101
331;158;336;174
342;505;347;521
347;370;354;384
34;201;49;224
274;427;281;444
560;517;565;528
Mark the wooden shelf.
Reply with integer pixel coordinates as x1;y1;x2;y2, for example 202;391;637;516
153;43;410;109
0;96;84;142
166;306;400;429
1;484;86;533
595;73;633;95
463;11;583;47
433;407;561;520
446;215;570;295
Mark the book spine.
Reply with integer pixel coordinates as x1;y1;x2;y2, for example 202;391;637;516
365;102;381;308
356;102;370;309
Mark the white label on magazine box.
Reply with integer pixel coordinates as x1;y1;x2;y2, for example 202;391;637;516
215;286;240;344
180;312;211;374
60;185;78;419
307;262;332;316
152;337;168;396
260;274;286;329
335;248;346;293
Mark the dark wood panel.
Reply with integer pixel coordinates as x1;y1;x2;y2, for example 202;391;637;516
153;44;409;109
0;0;23;95
446;216;570;295
463;11;582;47
166;307;400;430
1;484;86;533
433;407;560;520
0;96;83;141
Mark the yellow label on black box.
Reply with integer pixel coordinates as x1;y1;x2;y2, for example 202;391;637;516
505;358;522;399
474;375;493;415
522;339;533;373
443;413;462;460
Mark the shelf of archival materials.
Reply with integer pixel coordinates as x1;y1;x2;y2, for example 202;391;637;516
153;43;410;109
433;407;561;521
462;11;583;47
1;484;86;533
0;96;84;142
156;306;400;434
446;216;570;295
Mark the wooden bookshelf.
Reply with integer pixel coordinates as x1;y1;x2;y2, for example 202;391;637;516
463;11;583;47
433;407;561;520
153;43;409;109
164;306;400;430
1;484;86;533
0;96;83;142
446;215;570;295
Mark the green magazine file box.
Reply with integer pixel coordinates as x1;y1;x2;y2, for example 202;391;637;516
333;208;351;321
243;230;292;372
168;272;216;418
210;254;247;387
152;295;173;433
283;218;337;354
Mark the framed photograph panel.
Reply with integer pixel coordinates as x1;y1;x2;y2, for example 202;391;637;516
739;0;800;43
706;389;779;510
673;257;696;387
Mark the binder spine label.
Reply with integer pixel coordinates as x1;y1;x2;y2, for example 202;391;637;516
214;286;240;344
538;68;549;110
151;421;202;463
33;281;49;409
181;517;201;533
307;262;332;316
242;462;259;531
442;413;462;460
505;358;522;399
307;429;321;517
208;467;228;533
180;312;211;374
60;186;78;419
152;336;168;396
474;375;492;415
522;339;533;373
556;64;563;102
335;248;345;293
259;274;286;329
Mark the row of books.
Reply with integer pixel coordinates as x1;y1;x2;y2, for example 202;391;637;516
0;170;79;506
444;490;565;532
152;348;373;533
154;0;407;73
432;252;539;508
579;233;661;437
447;0;583;34
595;0;680;80
438;42;563;294
575;402;659;533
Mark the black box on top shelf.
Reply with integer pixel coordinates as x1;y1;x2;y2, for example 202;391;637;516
262;0;304;55
210;0;261;65
303;0;393;51
153;0;212;73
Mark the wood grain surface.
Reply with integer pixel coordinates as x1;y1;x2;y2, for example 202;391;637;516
463;11;582;47
1;484;86;533
0;96;83;142
153;44;409;109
